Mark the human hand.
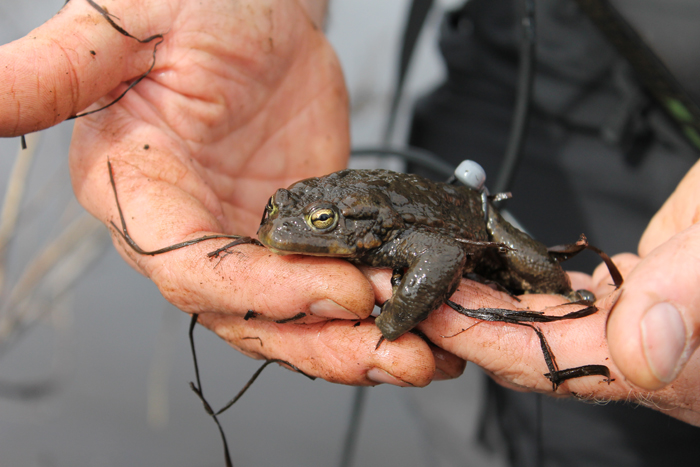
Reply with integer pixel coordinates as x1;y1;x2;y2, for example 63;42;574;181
0;0;465;387
603;157;700;424
366;237;700;426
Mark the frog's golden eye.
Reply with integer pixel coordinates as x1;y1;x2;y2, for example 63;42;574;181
308;207;338;231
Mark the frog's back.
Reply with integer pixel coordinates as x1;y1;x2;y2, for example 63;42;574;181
301;169;488;240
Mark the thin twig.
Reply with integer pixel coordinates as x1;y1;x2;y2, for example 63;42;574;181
0;133;40;292
68;0;166;119
0;214;106;341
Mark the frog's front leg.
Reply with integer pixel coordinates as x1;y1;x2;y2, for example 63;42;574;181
369;230;468;341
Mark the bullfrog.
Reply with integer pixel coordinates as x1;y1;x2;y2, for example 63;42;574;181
257;169;602;341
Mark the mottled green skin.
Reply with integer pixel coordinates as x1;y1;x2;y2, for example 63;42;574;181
257;169;576;341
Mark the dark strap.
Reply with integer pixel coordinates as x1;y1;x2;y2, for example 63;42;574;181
574;0;700;152
383;0;435;142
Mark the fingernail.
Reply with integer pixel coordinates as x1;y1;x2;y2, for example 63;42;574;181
432;369;451;381
367;368;412;387
309;299;359;319
641;302;689;383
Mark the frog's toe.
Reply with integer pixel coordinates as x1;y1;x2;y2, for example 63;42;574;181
375;313;403;341
572;289;596;304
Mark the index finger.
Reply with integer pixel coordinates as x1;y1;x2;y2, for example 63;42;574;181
0;0;163;136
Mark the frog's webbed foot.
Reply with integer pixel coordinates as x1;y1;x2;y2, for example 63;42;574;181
547;234;623;289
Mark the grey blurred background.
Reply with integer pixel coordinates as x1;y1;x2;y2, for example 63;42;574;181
1;1;695;466
0;1;497;466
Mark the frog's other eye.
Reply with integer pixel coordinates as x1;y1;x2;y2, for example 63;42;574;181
260;196;278;226
267;196;279;215
308;207;338;231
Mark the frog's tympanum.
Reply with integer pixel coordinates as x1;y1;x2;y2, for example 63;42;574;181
257;169;597;341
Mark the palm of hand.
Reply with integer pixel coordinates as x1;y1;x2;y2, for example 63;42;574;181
69;0;349;239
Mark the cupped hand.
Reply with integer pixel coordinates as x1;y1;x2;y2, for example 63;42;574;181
366;238;700;426
0;0;464;387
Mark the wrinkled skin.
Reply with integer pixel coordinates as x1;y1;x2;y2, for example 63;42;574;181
258;169;592;341
1;0;699;426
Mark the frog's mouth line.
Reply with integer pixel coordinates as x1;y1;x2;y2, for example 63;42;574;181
263;245;353;258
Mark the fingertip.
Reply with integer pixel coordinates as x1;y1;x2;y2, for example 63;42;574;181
640;302;692;385
430;346;467;381
606;291;657;388
309;299;362;320
311;260;376;318
203;315;438;387
567;271;593;292
260;253;376;319
359;266;393;302
366;368;414;387
369;333;436;387
608;293;695;390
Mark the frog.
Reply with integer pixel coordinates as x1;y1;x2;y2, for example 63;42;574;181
257;168;610;342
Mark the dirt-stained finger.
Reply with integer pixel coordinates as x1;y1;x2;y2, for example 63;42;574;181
146;241;376;322
0;0;163;136
196;312;440;387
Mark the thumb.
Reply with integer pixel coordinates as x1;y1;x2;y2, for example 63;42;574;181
0;0;163;136
607;222;700;390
